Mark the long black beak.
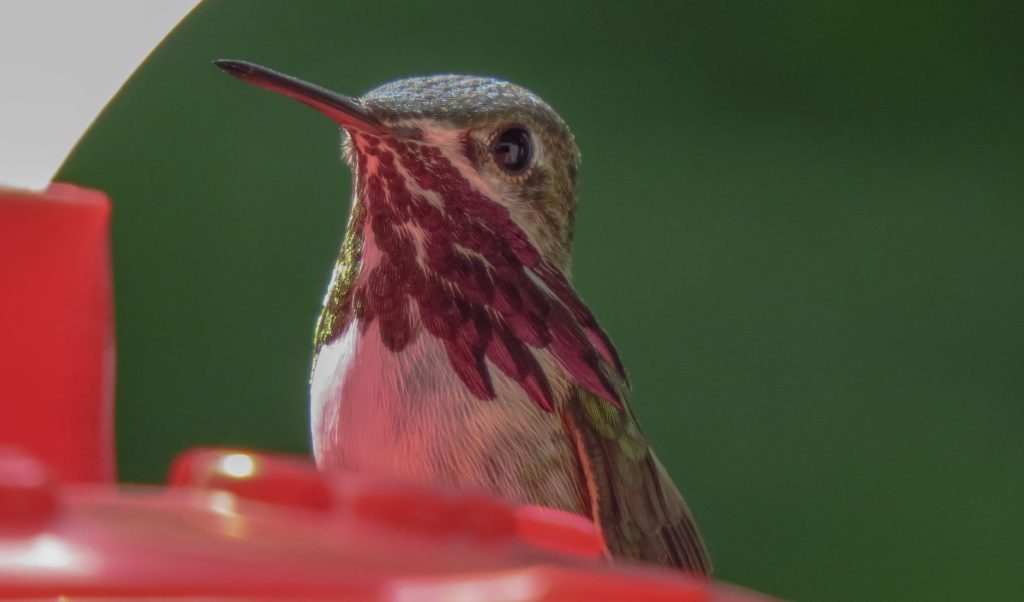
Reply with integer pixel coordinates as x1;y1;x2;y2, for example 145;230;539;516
214;59;384;134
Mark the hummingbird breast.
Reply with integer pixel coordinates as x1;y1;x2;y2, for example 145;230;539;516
311;315;588;513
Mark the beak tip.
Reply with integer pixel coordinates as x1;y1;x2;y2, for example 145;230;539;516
211;59;383;132
213;59;253;79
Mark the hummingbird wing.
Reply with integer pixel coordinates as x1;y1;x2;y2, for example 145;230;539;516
563;386;712;574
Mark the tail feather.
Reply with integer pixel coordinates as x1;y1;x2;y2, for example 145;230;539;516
564;386;711;574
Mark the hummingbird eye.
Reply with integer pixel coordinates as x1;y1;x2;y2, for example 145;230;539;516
490;127;532;175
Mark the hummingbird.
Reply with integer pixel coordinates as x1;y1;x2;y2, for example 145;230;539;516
216;59;710;573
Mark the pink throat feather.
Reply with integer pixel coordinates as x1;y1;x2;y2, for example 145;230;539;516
341;132;625;410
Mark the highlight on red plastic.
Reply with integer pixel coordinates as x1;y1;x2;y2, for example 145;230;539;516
168;448;334;513
0;448;59;536
0;184;115;483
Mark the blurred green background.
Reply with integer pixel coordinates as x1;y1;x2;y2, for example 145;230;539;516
58;1;1022;599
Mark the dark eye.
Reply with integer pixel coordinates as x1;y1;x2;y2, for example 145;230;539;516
490;127;532;175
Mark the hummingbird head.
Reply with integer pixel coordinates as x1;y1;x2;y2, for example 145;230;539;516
217;60;581;270
217;60;625;410
356;75;582;270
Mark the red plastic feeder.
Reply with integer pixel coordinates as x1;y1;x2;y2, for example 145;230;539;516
0;184;115;483
0;446;774;601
